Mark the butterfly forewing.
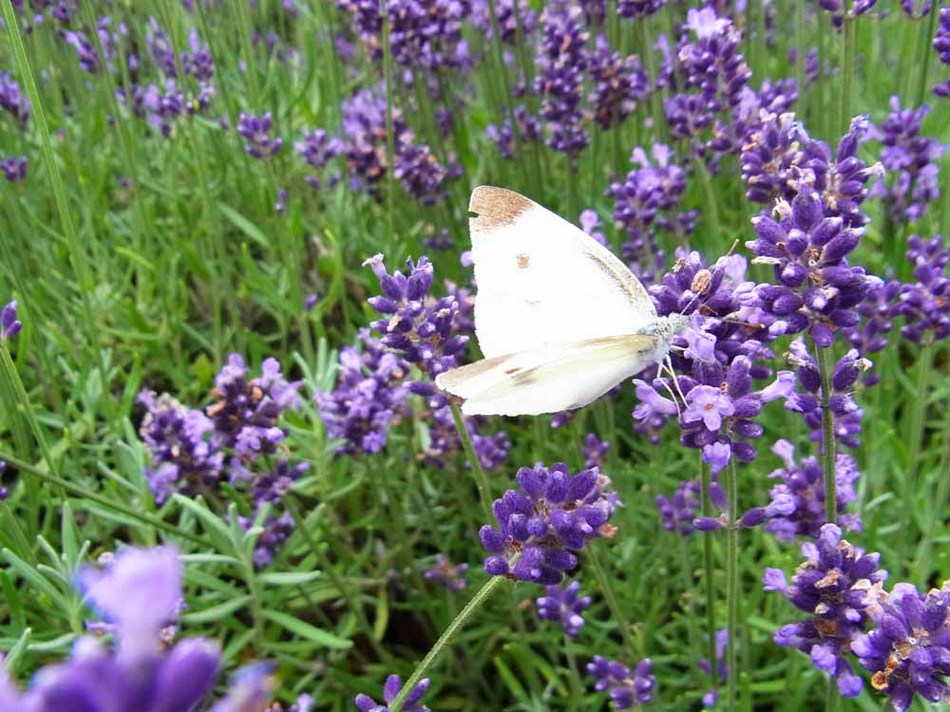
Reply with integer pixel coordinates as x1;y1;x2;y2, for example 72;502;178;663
469;186;657;359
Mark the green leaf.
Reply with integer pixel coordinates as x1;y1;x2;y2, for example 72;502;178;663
260;609;352;650
257;571;323;586
182;594;253;624
218;203;270;247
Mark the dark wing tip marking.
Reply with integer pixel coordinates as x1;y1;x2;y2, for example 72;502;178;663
469;186;533;231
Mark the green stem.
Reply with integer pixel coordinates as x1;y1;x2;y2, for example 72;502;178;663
840;10;856;134
903;343;933;559
724;458;739;712
588;544;638;656
694;158;723;254
389;574;507;712
0;451;211;547
449;402;494;521
825;674;841;711
814;343;838;525
911;373;950;582
380;0;398;257
700;460;719;687
915;7;940;108
0;346;55;478
1;3;105;367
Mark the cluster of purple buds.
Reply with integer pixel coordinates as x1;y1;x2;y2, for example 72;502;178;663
818;0;877;30
761;439;861;540
617;0;665;19
480;463;620;584
485;105;542;160
583;432;609;468
784;341;871;448
337;0;470;73
355;674;430;712
423;554;469;592
317;330;410;456
470;0;538;44
535;580;591;638
895;234;950;344
587;35;648;130
139;355;304;566
698;629;729;707
934;9;950;97
61;16;132;76
295;128;342;188
852;581;950;711
655;478;702;536
765;523;887;697
533;4;590;157
237;111;284;159
0;72;30;127
1;300;22;341
1;155;27;182
744;184;875;347
843;277;901;371
587;656;655;709
870;97;945;223
607;144;693;281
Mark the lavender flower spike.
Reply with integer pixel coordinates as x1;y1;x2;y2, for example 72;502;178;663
536;580;591;638
1;300;22;340
355;674;430;712
588;656;655;709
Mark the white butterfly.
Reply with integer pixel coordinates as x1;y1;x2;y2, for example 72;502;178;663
435;186;688;416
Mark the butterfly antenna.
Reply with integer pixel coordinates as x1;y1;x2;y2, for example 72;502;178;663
654;359;684;418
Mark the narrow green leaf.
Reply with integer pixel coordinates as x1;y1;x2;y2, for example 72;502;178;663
260;610;352;650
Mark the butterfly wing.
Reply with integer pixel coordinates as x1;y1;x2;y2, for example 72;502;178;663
435;334;667;416
469;186;656;359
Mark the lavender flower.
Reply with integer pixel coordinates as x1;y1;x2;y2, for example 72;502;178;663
211;663;273;712
588;35;647;130
237;111;283;159
295;128;342;187
900;0;932;17
870;97;945;222
656;479;702;535
355;674;430;712
423;554;469;592
844;277;901;373
784;341;871;447
480;463;619;584
935;9;950;97
617;0;664;18
699;629;728;707
765;523;887;696
533;4;590;157
470;0;538;44
536;580;591;638
79;547;182;662
0;155;27;182
1;300;22;340
745;185;875;347
761;439;861;541
317;331;410;455
485;105;542;159
587;656;655;709
852;582;950;711
583;432;609;468
0;72;30;127
137;391;224;503
895;234;950;343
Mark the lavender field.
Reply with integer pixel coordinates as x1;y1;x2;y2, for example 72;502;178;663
1;1;949;710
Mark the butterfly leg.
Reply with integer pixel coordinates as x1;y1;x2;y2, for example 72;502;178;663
655;359;684;418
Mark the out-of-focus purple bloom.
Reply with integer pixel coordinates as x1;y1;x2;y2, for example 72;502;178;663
237;111;283;159
870;97;945;223
0;72;30;127
394;143;458;205
852;582;950;711
617;0;664;18
424;554;469;592
900;0;932;17
533;4;589;157
588;656;655;709
62;28;101;73
146;17;177;76
588;34;647;130
471;0;538;44
536;580;591;638
1;300;22;340
844;277;901;376
182;29;215;81
274;187;287;213
766;523;887;696
895;234;950;343
295;128;342;187
699;629;728;707
819;0;877;29
486;105;542;159
137;391;224;504
656;479;702;535
0;156;27;182
582;432;609;468
480;463;619;584
608;144;692;280
338;0;470;72
761;439;861;541
211;662;273;712
935;10;950;96
79;546;182;662
784;341;871;447
304;293;320;311
355;674;430;712
579;209;608;247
